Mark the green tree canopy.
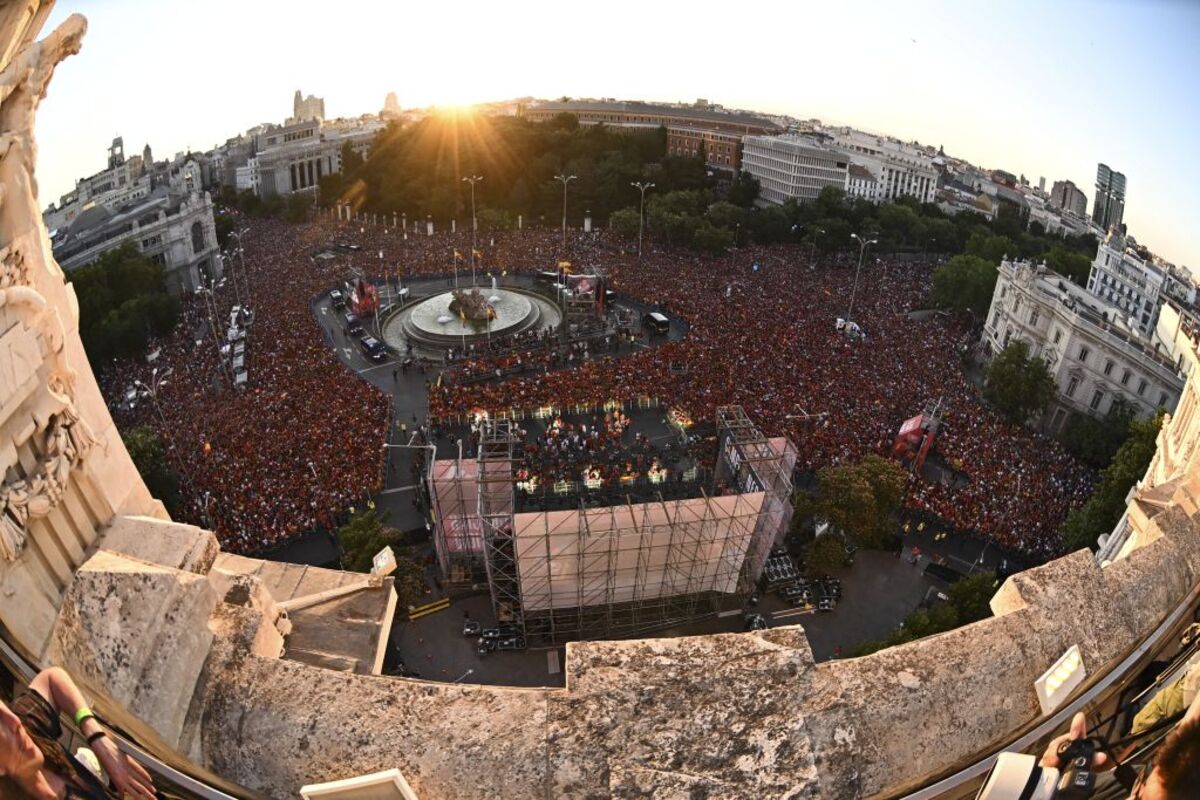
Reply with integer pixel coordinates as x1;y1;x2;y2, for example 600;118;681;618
852;572;999;656
931;254;998;319
805;533;848;573
983;340;1056;424
1061;399;1137;468
68;242;180;363
814;455;908;549
121;425;181;516
1061;413;1163;551
609;206;641;239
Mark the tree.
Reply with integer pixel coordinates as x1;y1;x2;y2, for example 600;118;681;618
1061;399;1136;468
1061;413;1163;551
68;242;180;364
1044;246;1093;286
121;426;181;516
805;533;848;573
931;254;997;319
214;212;236;249
983;341;1057;424
692;221;734;254
852;572;998;656
966;231;1018;264
609;206;641;239
727;170;760;207
814;455;907;549
338;508;399;572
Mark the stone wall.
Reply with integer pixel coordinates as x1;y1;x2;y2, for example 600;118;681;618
3;6;1200;800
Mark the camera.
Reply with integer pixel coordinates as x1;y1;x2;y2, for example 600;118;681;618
976;741;1096;800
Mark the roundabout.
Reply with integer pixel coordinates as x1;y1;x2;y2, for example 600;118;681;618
382;284;563;353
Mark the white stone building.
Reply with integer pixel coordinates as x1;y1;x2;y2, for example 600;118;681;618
51;186;223;293
255;117;382;198
826;129;938;204
235;156;260;194
740;135;849;205
983;259;1184;432
1086;231;1166;338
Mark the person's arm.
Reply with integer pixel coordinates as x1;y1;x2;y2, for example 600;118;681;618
28;667;157;800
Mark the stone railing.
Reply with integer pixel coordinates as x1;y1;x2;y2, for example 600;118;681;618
3;7;1200;800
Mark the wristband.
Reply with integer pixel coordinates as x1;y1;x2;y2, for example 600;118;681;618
86;730;107;746
74;707;95;727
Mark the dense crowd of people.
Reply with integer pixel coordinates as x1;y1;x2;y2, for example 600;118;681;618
101;209;1094;559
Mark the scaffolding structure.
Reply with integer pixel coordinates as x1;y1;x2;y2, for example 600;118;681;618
429;407;795;646
714;406;797;592
429;448;486;585
514;491;764;644
477;419;521;624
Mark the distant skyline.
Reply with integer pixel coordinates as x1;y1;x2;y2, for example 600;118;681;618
34;0;1200;268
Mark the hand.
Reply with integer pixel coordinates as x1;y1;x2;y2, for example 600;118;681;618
1040;712;1110;771
90;734;156;800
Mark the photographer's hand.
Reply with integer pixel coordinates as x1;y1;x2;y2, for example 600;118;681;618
1040;712;1111;770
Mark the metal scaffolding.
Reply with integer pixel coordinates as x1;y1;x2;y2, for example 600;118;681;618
429;445;486;585
430;406;795;646
514;490;764;645
478;419;522;627
714;406;796;592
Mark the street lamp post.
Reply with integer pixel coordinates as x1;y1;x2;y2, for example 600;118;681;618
229;229;251;319
553;173;576;251
630;181;654;260
808;226;825;263
462;175;483;287
847;233;878;323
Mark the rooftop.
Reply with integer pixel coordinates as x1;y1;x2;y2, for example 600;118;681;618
527;100;782;130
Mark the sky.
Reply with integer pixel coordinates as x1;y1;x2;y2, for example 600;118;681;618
34;0;1200;268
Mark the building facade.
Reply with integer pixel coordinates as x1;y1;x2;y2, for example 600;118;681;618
254;118;382;198
666;125;744;172
1093;162;1126;231
983;259;1183;432
523;99;782;136
1087;231;1165;337
51;187;223;293
741;135;849;205
826;129;937;204
1049;179;1088;217
291;89;325;123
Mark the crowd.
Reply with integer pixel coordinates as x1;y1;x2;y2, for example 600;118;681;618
103;217;390;552
100;208;1093;560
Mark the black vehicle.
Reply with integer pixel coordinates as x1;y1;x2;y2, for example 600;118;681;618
644;311;670;335
330;288;346;309
482;625;519;641
359;336;387;362
744;613;768;631
495;636;527;652
477;638;497;657
462;620;481;637
344;312;363;336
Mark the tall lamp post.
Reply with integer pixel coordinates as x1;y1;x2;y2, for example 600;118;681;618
631;181;654;260
229;229;251;321
462;175;482;286
847;232;878;323
553;173;576;250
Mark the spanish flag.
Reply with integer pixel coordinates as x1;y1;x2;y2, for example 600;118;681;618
472;249;483;259
453;250;464;260
558;260;571;269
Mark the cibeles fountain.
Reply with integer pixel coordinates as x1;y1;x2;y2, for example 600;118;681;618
4;4;1200;799
382;281;561;353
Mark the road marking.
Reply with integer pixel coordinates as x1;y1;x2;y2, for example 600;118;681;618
342;347;353;359
356;360;398;375
320;307;327;316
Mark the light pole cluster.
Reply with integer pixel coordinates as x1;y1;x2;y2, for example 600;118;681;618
631;181;654;260
462;175;482;286
553;173;576;250
847;232;878;323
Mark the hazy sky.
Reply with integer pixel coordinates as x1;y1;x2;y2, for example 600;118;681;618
35;0;1200;267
